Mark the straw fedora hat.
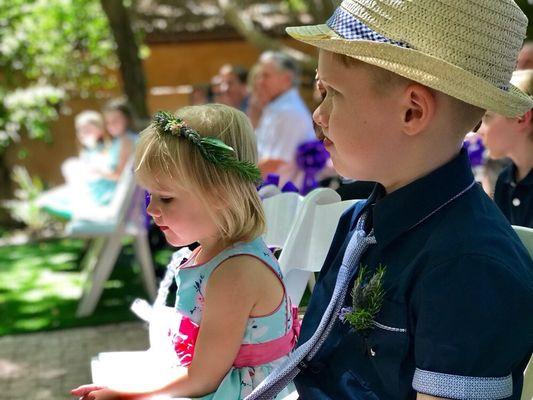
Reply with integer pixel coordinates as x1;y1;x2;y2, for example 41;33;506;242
286;0;533;117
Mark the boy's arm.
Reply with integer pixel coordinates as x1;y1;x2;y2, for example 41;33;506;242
411;253;531;399
417;394;447;400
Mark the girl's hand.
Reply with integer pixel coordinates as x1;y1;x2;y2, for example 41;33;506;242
71;386;127;400
81;388;124;400
71;384;106;397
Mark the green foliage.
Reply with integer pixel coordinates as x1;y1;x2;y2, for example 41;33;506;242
344;265;386;331
0;0;117;151
284;0;308;13
2;166;54;231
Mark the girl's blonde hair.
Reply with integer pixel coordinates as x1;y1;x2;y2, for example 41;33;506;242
135;103;265;244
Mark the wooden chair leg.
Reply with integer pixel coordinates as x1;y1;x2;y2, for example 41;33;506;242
76;233;124;317
79;237;106;275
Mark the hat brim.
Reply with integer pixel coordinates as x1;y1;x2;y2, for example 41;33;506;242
286;24;533;117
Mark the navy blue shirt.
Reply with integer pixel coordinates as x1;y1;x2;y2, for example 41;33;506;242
494;163;533;228
295;150;533;400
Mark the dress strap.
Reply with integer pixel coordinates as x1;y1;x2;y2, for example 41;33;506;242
154;247;192;307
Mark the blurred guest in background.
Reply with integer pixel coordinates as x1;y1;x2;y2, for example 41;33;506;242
254;51;315;186
218;64;250;112
478;69;533;227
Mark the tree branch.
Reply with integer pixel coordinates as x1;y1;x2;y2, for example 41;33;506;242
216;0;317;73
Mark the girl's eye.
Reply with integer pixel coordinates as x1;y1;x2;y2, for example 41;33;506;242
160;197;173;204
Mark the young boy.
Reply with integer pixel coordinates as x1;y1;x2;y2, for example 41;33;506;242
254;1;533;399
478;69;533;228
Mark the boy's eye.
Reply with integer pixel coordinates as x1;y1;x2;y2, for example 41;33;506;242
482;112;494;122
316;80;327;100
325;86;338;98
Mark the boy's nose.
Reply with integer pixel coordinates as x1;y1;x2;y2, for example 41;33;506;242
313;104;329;130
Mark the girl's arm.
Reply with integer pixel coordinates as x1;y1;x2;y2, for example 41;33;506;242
73;255;278;400
100;136;134;181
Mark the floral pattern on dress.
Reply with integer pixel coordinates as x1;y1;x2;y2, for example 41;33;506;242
170;237;296;399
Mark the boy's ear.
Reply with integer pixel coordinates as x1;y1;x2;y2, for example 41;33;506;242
401;83;436;136
516;109;533;131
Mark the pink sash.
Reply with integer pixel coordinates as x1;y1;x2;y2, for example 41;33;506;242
171;306;301;368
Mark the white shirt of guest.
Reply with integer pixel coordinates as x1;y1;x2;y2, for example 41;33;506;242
255;87;316;186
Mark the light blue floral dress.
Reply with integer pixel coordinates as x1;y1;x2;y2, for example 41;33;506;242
168;237;297;399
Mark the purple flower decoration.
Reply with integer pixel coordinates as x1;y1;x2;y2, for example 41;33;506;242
339;306;353;323
296;140;330;195
463;137;485;168
144;191;152;229
257;173;300;194
281;181;299;193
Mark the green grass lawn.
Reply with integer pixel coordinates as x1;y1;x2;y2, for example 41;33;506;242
0;238;172;336
0;236;311;336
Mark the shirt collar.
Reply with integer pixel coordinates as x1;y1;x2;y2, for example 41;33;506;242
371;149;476;248
500;163;533;186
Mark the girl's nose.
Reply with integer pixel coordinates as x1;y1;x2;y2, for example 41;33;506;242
146;199;160;218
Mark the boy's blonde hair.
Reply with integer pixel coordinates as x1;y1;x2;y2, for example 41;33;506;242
135;104;265;244
333;52;485;135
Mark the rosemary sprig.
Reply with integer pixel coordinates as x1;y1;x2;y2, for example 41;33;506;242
343;265;386;331
152;111;261;183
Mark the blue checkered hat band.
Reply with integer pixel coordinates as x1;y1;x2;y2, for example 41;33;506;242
326;7;410;48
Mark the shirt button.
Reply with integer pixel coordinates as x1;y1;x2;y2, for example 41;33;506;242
512;198;521;207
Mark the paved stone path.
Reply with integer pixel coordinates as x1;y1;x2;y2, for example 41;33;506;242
0;322;148;400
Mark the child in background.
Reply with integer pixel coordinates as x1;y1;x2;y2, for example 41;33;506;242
478;69;533;227
39;110;116;218
101;99;137;181
71;104;298;400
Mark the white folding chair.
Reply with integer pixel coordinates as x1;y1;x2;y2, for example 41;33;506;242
262;191;304;249
512;225;533;259
278;188;361;307
68;159;157;317
257;183;282;200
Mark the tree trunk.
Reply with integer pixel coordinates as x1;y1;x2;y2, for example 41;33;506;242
0;152;13;226
100;0;149;123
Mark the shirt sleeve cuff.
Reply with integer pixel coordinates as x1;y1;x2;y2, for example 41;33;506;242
412;368;512;399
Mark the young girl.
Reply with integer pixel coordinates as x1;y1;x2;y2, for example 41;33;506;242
477;69;533;227
72;104;298;400
101;99;137;181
